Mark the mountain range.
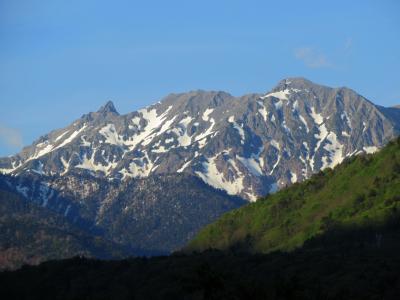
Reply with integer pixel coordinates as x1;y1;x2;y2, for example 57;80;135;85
2;137;399;299
1;77;399;201
1;77;399;267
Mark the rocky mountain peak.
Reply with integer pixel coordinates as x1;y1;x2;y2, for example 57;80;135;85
1;78;399;201
97;101;119;115
274;77;313;89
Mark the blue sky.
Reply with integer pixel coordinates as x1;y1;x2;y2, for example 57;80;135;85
0;0;399;156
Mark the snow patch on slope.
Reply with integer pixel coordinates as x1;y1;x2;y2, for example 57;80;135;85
321;132;344;169
99;124;125;146
310;107;323;125
195;154;246;197
299;115;309;133
55;130;69;142
76;151;117;175
310;108;328;171
202;108;214;121
176;116;194;147
363;146;378;154
236;156;263;176
122;106;173;150
30;144;54;161
228;116;245;144
177;159;192;173
341;111;352;129
119;152;154;178
261;89;290;100
290;172;298;183
194;111;216;148
257;100;268;122
55;125;87;150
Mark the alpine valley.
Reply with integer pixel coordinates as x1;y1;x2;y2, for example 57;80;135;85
1;77;400;269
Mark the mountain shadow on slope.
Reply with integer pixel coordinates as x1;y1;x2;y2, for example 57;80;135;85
1;212;400;300
0;172;245;269
0;189;130;270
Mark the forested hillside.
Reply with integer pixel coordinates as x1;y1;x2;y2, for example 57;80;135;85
187;137;400;253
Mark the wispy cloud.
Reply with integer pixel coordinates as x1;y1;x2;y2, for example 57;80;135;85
294;47;332;69
0;124;23;148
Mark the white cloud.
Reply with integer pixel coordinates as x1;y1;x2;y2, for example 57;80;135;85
0;124;23;148
294;47;332;69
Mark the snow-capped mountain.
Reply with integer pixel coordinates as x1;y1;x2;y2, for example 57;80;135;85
1;77;400;201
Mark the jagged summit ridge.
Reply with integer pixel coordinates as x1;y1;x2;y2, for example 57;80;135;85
97;100;119;115
1;78;399;201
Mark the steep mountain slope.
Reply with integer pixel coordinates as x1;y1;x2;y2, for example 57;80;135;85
0;173;244;256
0;188;129;270
1;78;399;201
187;137;400;253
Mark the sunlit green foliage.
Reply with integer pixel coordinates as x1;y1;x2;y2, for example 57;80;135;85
188;138;400;253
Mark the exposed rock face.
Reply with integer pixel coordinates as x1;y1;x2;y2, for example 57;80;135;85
1;78;399;201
